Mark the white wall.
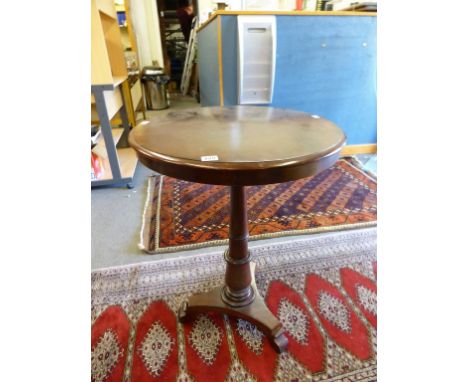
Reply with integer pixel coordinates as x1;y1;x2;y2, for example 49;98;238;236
198;0;217;23
196;0;308;20
130;0;165;68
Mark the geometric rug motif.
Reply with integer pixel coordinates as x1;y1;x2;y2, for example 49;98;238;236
140;157;377;254
92;228;377;381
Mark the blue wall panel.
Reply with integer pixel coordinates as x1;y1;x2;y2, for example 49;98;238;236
272;16;376;145
199;15;376;145
198;20;220;106
221;16;239;106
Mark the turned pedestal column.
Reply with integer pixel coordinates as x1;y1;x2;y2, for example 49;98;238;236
178;185;288;352
221;185;254;307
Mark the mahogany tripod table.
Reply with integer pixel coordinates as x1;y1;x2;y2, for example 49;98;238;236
129;106;346;353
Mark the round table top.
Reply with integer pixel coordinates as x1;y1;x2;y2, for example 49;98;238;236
129;106;346;185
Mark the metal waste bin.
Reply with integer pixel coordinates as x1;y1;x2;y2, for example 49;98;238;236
141;66;170;110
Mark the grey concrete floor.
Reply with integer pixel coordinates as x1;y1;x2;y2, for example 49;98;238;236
91;94;201;270
91;96;377;270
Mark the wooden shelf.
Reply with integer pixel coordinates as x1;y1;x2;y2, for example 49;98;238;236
91;76;128;92
130;79;142;112
92;128;137;182
91;76;127;111
91;85;123;122
91;0;138;187
116;148;139;178
96;0;118;19
99;127;124;147
115;3;125;12
92;0;127;86
92;127;123;159
115;0;144;128
92;147;138;182
111;75;127;87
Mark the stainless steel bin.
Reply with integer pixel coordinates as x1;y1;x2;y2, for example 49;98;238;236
141;66;170;110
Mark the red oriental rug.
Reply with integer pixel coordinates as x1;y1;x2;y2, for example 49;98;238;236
92;228;377;382
139;157;377;254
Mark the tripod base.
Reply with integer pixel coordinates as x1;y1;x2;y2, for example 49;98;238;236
178;263;288;353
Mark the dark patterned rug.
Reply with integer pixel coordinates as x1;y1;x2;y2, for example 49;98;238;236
139;157;377;254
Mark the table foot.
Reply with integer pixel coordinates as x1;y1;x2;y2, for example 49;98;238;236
178;265;288;353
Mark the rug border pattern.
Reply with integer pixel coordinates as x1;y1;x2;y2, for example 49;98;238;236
93;227;377;307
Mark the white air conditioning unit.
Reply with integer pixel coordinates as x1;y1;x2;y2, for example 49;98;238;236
237;16;276;104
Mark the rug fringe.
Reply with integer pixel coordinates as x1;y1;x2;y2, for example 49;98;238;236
92;226;377;273
138;176;156;251
345;155;377;180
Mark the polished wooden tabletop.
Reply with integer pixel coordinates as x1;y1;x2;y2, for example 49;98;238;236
129;106;346;185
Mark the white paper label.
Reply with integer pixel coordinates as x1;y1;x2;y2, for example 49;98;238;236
201;155;219;161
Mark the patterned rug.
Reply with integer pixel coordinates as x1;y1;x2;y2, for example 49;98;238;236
140;157;377;254
92;228;377;382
